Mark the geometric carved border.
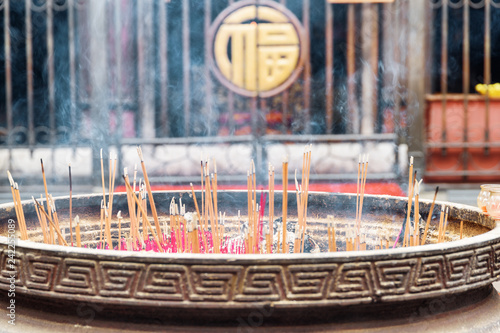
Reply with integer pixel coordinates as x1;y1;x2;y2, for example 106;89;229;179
286;264;337;300
0;249;24;288
188;265;243;302
1;241;500;309
329;262;373;299
410;256;445;293
374;259;417;295
54;258;98;295
234;265;286;302
468;247;492;284
445;250;473;288
25;254;62;291
99;261;144;298
135;264;187;301
492;243;500;277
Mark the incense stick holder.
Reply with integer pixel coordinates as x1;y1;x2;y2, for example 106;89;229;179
0;191;499;330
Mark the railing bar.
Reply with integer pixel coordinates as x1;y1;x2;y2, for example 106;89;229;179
68;0;77;145
426;141;500;148
228;92;235;135
484;0;491;149
251;96;257;138
137;0;144;136
205;0;214;135
282;91;289;134
26;0;35;147
113;0;123;133
4;0;12;170
280;0;288;135
371;4;379;134
159;0;169;137
114;0;123;173
425;170;500;177
440;0;448;147
227;0;235;135
462;0;470;178
393;1;401;139
4;0;12;145
325;1;334;134
262;133;396;143
303;0;311;134
182;0;190;136
347;4;356;134
47;0;56;145
260;99;267;136
121;135;255;145
136;3;145;137
119;133;396;145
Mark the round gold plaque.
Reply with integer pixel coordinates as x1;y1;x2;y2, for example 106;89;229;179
208;0;306;98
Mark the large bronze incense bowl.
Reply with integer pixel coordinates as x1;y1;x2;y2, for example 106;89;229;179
1;191;500;331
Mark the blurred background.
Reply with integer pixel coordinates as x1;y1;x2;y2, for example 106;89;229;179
1;0;499;205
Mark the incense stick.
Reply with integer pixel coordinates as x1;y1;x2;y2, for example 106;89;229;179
282;156;288;253
421;186;439;246
40;159;54;243
117;211;122;251
122;174;163;252
413;179;422;246
76;215;81;247
33;198;69;246
69;162;74;246
14;183;28;241
137;146;163;243
437;205;445;243
32;197;48;243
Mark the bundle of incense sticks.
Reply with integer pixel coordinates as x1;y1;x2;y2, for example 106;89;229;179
6;149;462;254
355;154;368;250
7;171;28;240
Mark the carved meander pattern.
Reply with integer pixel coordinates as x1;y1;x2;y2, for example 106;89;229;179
1;245;500;307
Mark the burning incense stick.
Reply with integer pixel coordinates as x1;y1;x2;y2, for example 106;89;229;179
100;149;107;214
442;206;450;243
356;154;368;250
282;156;288;253
32;197;48;243
403;171;417;248
122;174;163;252
413;179;422;245
403;157;415;247
137;146;163;243
49;195;64;246
437;205;445;243
421;186;439;246
460;220;464;239
40;159;54;243
14;183;28;241
33;198;69;246
300;145;312;254
69;162;74;246
99;200;105;249
117;211;122;251
7;172;27;240
268;163;275;250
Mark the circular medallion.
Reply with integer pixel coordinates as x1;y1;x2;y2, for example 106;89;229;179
208;0;306;98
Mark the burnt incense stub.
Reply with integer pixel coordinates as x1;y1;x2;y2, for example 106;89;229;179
0;191;499;325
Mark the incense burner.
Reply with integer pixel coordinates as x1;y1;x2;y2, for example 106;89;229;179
1;191;500;331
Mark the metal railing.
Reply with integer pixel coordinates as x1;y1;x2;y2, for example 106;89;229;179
1;0;407;184
425;0;500;180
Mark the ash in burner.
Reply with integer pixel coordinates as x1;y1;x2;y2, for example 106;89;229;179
234;217;319;254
